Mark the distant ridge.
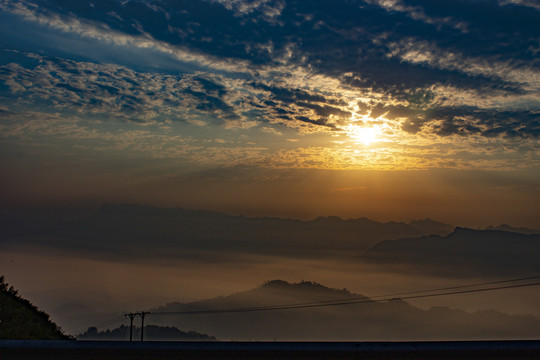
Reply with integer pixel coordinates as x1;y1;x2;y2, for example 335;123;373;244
363;228;540;276
409;218;454;234
485;224;540;235
260;280;353;297
1;203;455;261
159;280;360;313
149;280;540;341
78;325;215;341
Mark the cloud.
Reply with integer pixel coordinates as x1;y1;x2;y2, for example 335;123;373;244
0;0;539;170
364;0;469;32
0;53;252;125
261;126;283;136
2;52;538;171
0;0;253;74
0;52;358;132
498;0;540;10
208;0;285;22
386;38;539;92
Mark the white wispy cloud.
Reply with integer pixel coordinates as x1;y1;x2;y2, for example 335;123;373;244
498;0;540;11
207;0;285;22
1;0;538;155
386;37;540;92
364;0;469;32
0;0;252;74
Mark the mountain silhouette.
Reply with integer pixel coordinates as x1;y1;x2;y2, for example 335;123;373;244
149;280;540;341
485;224;540;235
362;228;540;276
0;203;454;260
77;325;215;341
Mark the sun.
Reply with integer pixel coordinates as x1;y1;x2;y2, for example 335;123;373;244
346;124;380;145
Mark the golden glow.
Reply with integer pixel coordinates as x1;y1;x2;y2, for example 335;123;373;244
346;124;380;145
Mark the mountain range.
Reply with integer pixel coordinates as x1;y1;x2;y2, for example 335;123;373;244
0;203;455;260
2;203;539;336
2;203;538;276
145;280;540;341
362;227;540;276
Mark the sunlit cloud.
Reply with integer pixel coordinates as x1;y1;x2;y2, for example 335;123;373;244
208;0;286;22
0;0;539;174
386;38;540;92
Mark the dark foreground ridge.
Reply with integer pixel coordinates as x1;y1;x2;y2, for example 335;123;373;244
1;340;540;359
0;276;70;340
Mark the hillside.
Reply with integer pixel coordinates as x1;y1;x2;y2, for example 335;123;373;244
149;280;540;341
0;276;70;340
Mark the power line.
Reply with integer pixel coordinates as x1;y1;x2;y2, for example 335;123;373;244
374;275;540;299
159;275;540;312
89;276;540;333
151;276;540;316
391;281;540;302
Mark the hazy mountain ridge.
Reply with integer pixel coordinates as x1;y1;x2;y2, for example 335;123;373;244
362;227;540;276
147;280;540;341
77;324;216;341
0;203;454;260
158;280;360;312
484;224;540;234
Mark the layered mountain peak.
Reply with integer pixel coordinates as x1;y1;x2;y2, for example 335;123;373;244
260;280;353;296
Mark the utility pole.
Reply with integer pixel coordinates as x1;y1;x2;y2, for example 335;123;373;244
125;312;150;342
138;312;150;342
125;313;136;341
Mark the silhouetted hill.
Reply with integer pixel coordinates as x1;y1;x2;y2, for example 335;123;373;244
77;325;215;341
260;279;353;297
409;218;455;234
150;280;540;341
0;203;454;260
0;276;70;340
362;228;540;276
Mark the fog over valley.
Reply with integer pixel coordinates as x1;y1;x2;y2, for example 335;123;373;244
1;204;538;337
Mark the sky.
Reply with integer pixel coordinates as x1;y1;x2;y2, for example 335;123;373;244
0;0;539;227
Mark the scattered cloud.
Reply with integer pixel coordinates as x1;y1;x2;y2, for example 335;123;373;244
498;0;540;11
364;0;469;32
386;38;539;92
261;126;283;136
0;0;539;171
208;0;286;22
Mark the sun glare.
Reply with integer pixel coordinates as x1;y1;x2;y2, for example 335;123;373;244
347;125;380;145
